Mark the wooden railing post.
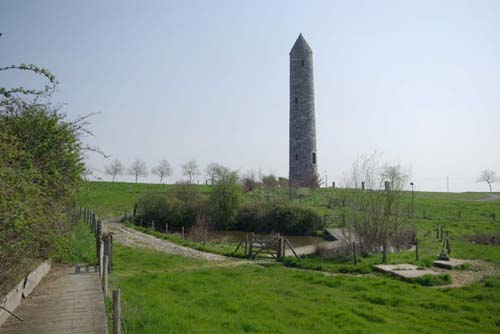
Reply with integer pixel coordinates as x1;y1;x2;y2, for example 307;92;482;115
113;289;121;334
96;220;102;260
102;255;108;297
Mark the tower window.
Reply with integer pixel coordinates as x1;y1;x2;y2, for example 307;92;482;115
312;152;316;165
295;98;298;104
301;60;305;66
295;153;298;160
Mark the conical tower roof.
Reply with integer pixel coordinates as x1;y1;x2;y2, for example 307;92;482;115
290;33;312;55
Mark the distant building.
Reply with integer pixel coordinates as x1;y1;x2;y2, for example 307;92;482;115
289;34;317;187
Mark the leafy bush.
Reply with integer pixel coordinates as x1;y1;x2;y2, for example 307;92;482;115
0;74;85;286
208;169;241;230
413;274;451;286
135;193;202;230
236;202;322;235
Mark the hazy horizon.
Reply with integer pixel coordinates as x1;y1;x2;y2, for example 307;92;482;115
2;0;499;192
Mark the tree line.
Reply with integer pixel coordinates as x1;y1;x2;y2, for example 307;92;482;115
102;158;300;189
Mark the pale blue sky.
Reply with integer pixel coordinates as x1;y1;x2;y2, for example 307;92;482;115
1;0;499;191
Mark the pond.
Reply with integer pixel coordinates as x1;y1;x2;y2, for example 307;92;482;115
209;230;325;248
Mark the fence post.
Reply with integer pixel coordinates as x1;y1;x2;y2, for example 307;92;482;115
113;289;121;334
109;234;113;273
382;242;388;264
276;234;281;259
415;238;419;261
96;220;102;260
165;223;168;233
204;229;207;246
352;242;357;265
102;255;108;297
249;233;254;258
436;225;439;239
282;237;286;258
493;213;496;223
152;220;155;231
244;234;249;256
182;226;185;240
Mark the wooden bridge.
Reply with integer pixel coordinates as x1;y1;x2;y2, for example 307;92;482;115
0;265;108;334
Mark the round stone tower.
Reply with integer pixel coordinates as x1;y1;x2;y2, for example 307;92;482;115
289;33;317;187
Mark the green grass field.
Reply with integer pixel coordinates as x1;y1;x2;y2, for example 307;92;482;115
78;181;500;333
108;244;500;334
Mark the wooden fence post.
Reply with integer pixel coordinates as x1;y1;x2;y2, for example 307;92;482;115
382;242;388;264
165;223;168;233
415;238;419;261
102;255;108;297
204;229;207;246
249;233;254;258
109;234;113;273
244;234;249;256
352;242;357;265
152;220;155;231
96;220;102;260
113;289;121;334
276;234;281;259
182;226;185;240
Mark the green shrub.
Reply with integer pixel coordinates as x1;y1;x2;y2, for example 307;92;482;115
413;274;451;286
135;193;203;230
236;202;322;235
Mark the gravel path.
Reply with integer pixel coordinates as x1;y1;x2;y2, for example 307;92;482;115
478;194;500;202
102;219;227;262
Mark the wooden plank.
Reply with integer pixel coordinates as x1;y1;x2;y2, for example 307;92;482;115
0;266;108;334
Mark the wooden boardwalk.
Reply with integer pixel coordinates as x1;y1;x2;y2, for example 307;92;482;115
0;265;108;334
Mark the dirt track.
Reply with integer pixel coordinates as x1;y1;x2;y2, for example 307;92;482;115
478;194;500;202
102;219;227;261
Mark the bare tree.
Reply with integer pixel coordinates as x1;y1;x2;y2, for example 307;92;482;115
261;173;278;189
128;159;148;183
205;162;224;185
477;169;498;192
182;159;200;184
151;159;172;183
339;152;413;256
104;159;124;182
306;173;322;193
241;170;258;192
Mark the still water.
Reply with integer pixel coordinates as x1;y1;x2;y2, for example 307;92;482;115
209;230;324;248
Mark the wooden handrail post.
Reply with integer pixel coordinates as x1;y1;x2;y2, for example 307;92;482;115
113;289;121;334
96;220;102;260
102;255;109;297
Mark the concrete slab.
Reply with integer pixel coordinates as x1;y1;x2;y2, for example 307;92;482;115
373;263;419;273
433;258;469;269
373;263;440;281
393;269;440;279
